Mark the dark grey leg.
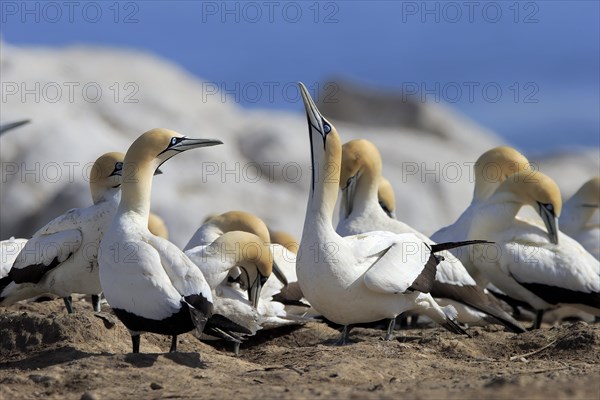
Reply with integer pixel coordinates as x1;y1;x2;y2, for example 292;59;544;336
233;342;240;356
132;334;140;353
410;314;419;328
531;310;544;330
335;325;351;345
169;335;177;353
385;318;395;341
91;294;101;312
63;296;73;313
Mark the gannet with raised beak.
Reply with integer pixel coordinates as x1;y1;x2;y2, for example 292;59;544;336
560;177;600;259
336;139;525;333
468;170;600;328
431;146;531;283
295;82;489;344
99;128;220;353
0;152;125;313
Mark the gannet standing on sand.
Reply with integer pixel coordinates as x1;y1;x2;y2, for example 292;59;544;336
185;211;312;351
336;139;525;333
99;128;221;353
560;177;600;260
295;82;487;344
432;146;531;284
468;170;600;328
0;152;125;313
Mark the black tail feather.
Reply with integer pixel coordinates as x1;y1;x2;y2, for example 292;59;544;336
0;276;13;302
203;313;253;343
443;318;471;337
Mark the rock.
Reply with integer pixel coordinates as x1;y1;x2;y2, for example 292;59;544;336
1;42;597;245
81;391;99;400
150;382;163;390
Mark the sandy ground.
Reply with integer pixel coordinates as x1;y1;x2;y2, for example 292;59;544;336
1;298;599;400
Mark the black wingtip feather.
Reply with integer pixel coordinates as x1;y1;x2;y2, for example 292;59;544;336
0;275;13;301
430;240;493;253
444;318;471;337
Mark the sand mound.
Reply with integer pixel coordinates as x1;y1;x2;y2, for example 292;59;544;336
1;300;599;399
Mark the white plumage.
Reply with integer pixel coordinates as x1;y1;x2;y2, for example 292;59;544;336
467;170;600;327
98;128;221;353
560;177;600;260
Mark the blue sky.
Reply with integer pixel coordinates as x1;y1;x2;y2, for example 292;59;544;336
1;1;599;151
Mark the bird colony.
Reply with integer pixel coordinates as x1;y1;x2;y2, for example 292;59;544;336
0;83;598;357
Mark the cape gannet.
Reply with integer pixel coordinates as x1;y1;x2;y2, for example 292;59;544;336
431;146;531;284
336;139;524;333
99;128;221;353
295;82;488;344
185;211;312;352
560;177;600;260
186;230;273;352
468;170;600;328
0;152;125;313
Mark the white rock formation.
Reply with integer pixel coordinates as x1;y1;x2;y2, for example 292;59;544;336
1;43;597;246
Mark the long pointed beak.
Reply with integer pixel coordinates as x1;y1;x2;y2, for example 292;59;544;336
172;137;223;152
272;261;288;287
342;176;356;218
299;82;324;133
0;119;30;135
248;273;266;309
539;203;559;244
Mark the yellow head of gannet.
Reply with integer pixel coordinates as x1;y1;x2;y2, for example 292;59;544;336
212;231;273;308
89;152;124;203
339;139;382;218
208;211;270;243
494;170;562;244
269;230;299;254
200;211;290;286
148;213;169;240
474;146;531;201
120;128;223;217
377;177;396;219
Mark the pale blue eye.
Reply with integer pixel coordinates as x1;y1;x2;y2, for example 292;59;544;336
324;124;331;133
171;137;177;145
